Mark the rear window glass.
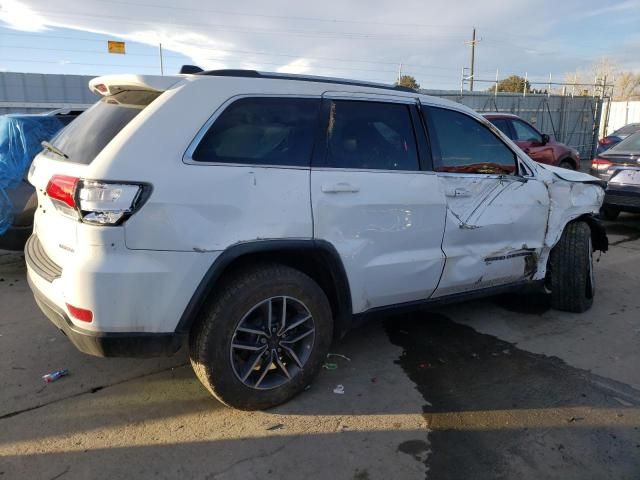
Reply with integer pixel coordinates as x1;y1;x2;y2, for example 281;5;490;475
614;124;640;136
610;131;640;152
191;97;319;167
44;90;160;165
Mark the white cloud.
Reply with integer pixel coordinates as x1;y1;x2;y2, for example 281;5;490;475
0;0;636;88
276;58;311;75
0;0;48;31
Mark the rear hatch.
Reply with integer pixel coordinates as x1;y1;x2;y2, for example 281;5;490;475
28;75;178;267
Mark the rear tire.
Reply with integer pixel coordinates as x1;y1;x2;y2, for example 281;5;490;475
548;221;594;313
600;206;620;221
559;160;575;170
189;263;333;410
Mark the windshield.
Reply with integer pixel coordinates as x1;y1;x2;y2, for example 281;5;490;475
609;131;640;153
44;90;160;165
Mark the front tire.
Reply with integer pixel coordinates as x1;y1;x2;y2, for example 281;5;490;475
189;263;333;410
548;221;594;313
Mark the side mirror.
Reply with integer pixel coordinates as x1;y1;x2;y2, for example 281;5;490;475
541;134;550;145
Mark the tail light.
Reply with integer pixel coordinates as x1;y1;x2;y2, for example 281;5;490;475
66;303;93;323
591;158;612;171
46;175;147;225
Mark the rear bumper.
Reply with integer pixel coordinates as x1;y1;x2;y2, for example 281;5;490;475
604;187;640;212
27;273;184;357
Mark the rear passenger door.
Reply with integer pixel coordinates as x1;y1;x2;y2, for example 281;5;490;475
422;106;550;297
311;93;447;314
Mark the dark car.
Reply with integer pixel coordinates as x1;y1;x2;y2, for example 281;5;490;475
590;131;640;182
592;131;640;220
596;123;640;156
0;109;83;250
483;113;581;170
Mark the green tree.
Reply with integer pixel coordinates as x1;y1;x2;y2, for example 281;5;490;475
487;75;531;94
395;75;420;91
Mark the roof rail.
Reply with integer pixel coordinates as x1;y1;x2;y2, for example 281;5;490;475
187;68;416;93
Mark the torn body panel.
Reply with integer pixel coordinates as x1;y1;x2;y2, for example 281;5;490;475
433;173;549;297
531;164;606;281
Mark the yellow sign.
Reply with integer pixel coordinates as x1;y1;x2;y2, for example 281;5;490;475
107;41;125;54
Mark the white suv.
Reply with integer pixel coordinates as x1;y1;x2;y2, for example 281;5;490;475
25;70;608;410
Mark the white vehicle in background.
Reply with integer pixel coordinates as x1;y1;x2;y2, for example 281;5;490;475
25;68;608;410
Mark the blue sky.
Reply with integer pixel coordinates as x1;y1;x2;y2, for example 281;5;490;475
0;0;638;90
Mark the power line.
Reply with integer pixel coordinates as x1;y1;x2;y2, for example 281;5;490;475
0;32;463;73
33;10;470;42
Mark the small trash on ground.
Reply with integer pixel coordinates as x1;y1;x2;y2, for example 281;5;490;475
371;377;377;383
327;353;351;361
333;384;345;394
42;369;69;383
322;362;338;370
419;362;430;369
266;423;285;431
304;384;312;391
567;416;584;423
502;349;511;355
471;353;479;359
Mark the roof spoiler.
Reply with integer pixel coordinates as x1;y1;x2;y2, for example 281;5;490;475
89;74;181;96
179;65;204;74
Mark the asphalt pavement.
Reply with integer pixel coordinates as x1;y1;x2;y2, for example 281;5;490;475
1;214;639;480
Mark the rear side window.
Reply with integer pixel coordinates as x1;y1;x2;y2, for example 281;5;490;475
425;107;516;174
191;97;319;167
323;100;419;171
45;90;160;165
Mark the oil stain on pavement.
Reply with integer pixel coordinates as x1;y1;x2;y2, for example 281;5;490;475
384;312;640;480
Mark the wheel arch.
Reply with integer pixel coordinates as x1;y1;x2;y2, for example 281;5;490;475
175;240;353;339
557;154;578;170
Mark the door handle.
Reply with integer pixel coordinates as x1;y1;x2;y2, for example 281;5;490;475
445;188;471;198
321;182;360;193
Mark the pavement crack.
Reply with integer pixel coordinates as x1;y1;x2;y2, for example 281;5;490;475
0;363;187;421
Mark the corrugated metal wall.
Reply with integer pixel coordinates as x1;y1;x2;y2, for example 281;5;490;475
425;90;602;160
603;101;640;136
0;72;98;114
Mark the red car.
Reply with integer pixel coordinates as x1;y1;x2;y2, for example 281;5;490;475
483;113;581;170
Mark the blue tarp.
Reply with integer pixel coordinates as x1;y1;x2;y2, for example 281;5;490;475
0;115;65;234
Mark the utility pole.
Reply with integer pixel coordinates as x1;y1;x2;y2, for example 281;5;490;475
159;43;164;76
467;28;479;91
397;63;402;84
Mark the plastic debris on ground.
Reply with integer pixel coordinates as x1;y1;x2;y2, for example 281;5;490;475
327;353;351;362
322;362;338;370
333;384;345;395
266;423;285;431
0;114;65;234
42;369;69;383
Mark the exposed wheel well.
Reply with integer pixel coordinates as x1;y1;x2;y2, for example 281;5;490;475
176;241;353;339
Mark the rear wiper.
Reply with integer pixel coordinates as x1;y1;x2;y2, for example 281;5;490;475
41;141;69;159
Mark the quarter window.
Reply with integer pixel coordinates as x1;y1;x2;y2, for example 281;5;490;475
192;97;319;167
425;107;517;175
323;100;419;171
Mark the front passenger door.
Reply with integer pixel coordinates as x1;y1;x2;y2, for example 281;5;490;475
511;119;555;165
423;106;550;297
